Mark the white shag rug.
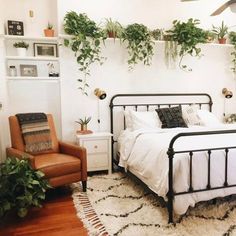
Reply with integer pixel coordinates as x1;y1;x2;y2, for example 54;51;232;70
72;172;236;236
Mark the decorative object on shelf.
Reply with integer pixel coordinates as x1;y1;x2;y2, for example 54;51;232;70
13;41;29;57
44;22;54;37
47;63;59;77
205;30;216;43
7;20;24;36
20;64;37;77
222;87;233;117
103;18;123;38
122;23;154;69
94;88;107;131
229;31;236;73
33;43;57;57
151;28;163;40
224;113;236;124
0;157;50;218
212;21;228;44
76;116;93;134
168;18;207;71
63;11;106;96
8;65;17;77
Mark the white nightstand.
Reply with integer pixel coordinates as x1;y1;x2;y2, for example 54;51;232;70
76;132;112;174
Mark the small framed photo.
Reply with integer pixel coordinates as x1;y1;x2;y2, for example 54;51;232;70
34;43;57;57
20;65;38;77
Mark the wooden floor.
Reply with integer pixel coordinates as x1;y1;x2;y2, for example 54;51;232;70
0;187;88;236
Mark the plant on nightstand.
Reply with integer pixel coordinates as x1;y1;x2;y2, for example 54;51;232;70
229;31;236;73
0;157;50;219
44;22;54;37
13;41;29;57
122;23;154;69
76;116;92;134
212;21;228;44
103;18;123;39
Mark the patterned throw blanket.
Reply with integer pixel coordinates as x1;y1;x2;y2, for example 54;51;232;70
16;113;52;153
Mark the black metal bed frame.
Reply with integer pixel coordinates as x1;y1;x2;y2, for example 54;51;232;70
109;93;236;223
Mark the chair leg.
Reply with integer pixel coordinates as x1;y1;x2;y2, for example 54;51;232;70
82;181;87;192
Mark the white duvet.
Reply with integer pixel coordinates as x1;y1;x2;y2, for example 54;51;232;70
117;124;236;215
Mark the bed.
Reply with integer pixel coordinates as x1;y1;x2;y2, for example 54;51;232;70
109;93;236;223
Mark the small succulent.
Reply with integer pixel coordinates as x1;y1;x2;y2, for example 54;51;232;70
212;21;228;39
76;116;92;125
13;41;29;49
47;22;53;30
103;18;123;38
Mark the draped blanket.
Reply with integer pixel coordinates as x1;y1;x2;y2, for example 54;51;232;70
16;113;52;153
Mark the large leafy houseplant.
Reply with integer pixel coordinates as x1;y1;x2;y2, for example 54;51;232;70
168;18;207;71
0;157;50;218
63;11;106;95
229;31;236;73
122;23;154;69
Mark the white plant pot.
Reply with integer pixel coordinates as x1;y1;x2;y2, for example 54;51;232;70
16;48;27;57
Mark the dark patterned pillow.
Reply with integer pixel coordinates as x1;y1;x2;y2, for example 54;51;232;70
156;106;187;128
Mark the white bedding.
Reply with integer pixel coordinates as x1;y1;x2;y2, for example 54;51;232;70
117;124;236;215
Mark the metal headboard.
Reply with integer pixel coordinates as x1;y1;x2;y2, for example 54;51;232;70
109;93;213;165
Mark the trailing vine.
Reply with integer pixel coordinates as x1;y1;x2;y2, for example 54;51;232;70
63;11;106;95
229;31;236;74
168;18;207;71
122;23;154;69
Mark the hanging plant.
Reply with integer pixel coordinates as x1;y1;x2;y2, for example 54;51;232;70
168;18;207;71
229;31;236;73
63;11;106;95
122;23;154;69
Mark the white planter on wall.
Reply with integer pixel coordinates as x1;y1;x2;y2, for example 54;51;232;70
16;48;27;57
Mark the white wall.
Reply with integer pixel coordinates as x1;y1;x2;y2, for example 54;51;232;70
58;0;236;141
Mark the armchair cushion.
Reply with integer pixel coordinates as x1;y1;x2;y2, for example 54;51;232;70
34;153;81;179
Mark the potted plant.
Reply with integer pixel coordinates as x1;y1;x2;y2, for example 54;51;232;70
168;18;207;71
13;41;29;57
103;18;123;38
122;23;154;69
205;30;216;43
212;21;228;44
150;28;163;41
44;23;54;37
63;11;106;95
229;31;236;73
0;157;50;219
76;116;92;134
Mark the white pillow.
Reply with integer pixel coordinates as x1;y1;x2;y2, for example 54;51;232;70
129;110;161;130
183;106;201;126
197;110;221;127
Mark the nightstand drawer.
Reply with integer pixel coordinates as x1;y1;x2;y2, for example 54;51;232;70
88;153;108;169
83;139;107;154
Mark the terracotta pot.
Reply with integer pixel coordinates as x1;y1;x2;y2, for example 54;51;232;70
218;38;226;44
108;31;117;38
44;29;54;37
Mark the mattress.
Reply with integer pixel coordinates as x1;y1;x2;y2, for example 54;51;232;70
117;124;236;215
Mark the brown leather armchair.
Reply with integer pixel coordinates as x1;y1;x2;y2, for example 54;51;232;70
6;114;87;191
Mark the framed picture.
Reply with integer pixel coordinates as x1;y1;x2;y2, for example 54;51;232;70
20;65;38;77
34;43;57;57
7;20;24;36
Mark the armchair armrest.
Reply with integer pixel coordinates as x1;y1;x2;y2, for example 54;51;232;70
6;147;35;169
59;141;87;180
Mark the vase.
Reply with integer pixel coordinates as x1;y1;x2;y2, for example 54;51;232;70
80;124;87;131
44;29;54;37
218;38;226;44
16;48;27;57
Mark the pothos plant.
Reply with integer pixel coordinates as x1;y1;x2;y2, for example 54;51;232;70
63;11;106;95
229;31;236;74
122;23;154;69
168;18;207;71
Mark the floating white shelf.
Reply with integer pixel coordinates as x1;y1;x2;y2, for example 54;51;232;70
7;76;60;81
4;35;58;42
6;56;59;61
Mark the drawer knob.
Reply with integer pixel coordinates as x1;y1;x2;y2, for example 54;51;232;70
94;145;98;149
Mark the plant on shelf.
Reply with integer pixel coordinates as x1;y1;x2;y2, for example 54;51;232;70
122;23;154;69
205;30;216;43
0;157;50;219
13;41;29;57
163;33;178;69
212;21;228;44
76;116;92;134
229;31;236;73
103;18;123;39
44;22;54;37
63;11;106;95
150;28;163;41
168;18;207;71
